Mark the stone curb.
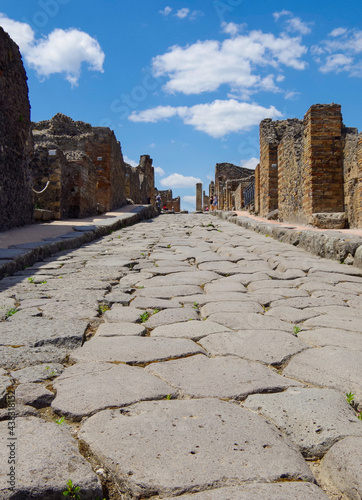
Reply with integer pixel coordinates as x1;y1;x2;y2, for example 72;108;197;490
0;205;158;280
212;211;362;269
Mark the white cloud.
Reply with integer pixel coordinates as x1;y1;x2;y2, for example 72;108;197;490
273;10;292;21
160;173;202;188
154;166;165;176
160;6;172;16
284;90;300;100
183;195;196;204
329;27;348;38
0;14;105;86
130;99;282;138
240;157;259;170
152;29;307;96
313;28;362;76
149;143;156;149
175;8;190;19
221;22;245;37
123;156;138;167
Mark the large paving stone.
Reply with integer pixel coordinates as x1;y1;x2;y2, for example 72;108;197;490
298;328;362;351
198;261;247;275
136;270;220;287
70;336;205;365
244;388;362;458
0;345;67;370
200;301;264;318
284;346;362;403
79;399;313;498
0;416;102;499
162;482;329;499
0;317;87;348
104;305;144;323
10;363;64;383
94;322;146;337
15;383;55;409
270;296;346;309
207;312;293;332
39;302;98;320
52;362;176;420
303;314;362;332
203;281;247;293
144;307;199;329
319;436;362;500
130;296;182;309
200;330;308;365
150;320;231;340
134;284;201;298
146;355;301;398
265;305;321;323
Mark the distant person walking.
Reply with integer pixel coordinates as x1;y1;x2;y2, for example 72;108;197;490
212;195;218;210
156;194;161;213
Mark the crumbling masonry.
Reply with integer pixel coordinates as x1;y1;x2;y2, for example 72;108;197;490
255;104;362;229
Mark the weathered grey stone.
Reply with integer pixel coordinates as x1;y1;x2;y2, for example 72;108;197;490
52;362;176;420
162;482;329;499
95;322;146;337
0;345;67;370
319;436;362;500
0;417;102;499
203;281;247;293
0;298;17;321
354;245;362;269
100;291;132;306
104;305;144;323
200;330;308;365
0;376;12;407
70;336;205;365
15;383;55;409
270;296;346;309
198;261;248;275
144;307;199;329
298;328;362;351
10;363;64;383
130;296;182;309
39;302;98;320
150;320;231;340
207;312;293;332
303;314;362;332
146;354;301;398
0;404;38;421
265;305;320;323
136;270;220;287
200;301;264;318
284;346;362;403
244;388;362;458
79;399;313;498
0;317;87;348
134;284;201;298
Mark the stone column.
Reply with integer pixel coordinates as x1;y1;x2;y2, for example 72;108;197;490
196;183;203;212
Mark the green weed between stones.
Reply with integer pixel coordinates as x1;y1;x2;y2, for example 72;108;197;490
62;479;105;500
140;312;150;323
6;308;17;318
98;304;109;315
346;392;362;418
55;416;65;425
193;302;199;309
293;325;301;335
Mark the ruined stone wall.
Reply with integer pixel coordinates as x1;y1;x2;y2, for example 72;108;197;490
63;152;97;218
124;164;139;203
0;27;33;230
139;155;155;204
254;164;260;214
342;128;362;228
302;104;344;220
278;120;304;223
214;163;255;211
259;120;286;216
85;127;126;211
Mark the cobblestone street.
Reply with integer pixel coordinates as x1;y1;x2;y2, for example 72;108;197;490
1;213;362;499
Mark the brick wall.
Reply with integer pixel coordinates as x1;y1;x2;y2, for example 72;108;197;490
302;104;344;220
254;164;260;214
259;120;282;216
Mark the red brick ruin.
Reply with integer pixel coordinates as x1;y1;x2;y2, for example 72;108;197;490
210;104;362;230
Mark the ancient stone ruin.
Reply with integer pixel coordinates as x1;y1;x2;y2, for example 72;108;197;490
0;27;33;231
154;188;180;212
212;162;255;211
255;104;362;229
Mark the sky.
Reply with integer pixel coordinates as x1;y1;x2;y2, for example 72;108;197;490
1;1;362;211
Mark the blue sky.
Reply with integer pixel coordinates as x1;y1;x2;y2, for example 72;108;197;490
1;0;362;211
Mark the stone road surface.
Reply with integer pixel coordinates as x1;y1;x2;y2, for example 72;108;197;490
0;213;361;500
